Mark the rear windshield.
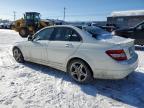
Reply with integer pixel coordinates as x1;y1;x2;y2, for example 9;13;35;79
82;26;112;40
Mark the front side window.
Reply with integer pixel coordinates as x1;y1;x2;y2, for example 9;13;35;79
25;13;34;20
51;27;81;42
33;28;54;41
26;15;31;20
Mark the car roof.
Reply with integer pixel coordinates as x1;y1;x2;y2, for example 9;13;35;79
43;25;98;43
25;12;40;14
48;25;78;29
45;25;83;32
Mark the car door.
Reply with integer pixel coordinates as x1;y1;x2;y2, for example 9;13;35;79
134;23;144;39
47;27;82;68
133;23;144;45
28;27;54;63
123;29;134;38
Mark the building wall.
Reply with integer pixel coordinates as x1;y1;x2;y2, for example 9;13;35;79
0;19;10;23
107;15;144;28
66;21;107;27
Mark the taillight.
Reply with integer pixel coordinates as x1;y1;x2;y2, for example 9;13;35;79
106;49;127;61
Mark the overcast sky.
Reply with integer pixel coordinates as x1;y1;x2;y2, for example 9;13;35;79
0;0;144;21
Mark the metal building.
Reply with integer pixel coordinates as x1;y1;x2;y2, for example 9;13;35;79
107;10;144;29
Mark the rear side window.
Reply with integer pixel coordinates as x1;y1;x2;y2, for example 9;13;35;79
51;27;82;42
69;30;81;42
51;27;69;41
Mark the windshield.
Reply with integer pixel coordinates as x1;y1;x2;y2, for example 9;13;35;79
134;21;144;28
83;26;112;40
34;14;40;21
25;13;40;21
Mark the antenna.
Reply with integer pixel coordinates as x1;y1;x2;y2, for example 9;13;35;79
63;7;66;21
13;11;16;21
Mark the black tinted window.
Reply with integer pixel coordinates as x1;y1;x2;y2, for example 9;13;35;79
84;26;109;35
52;27;81;42
137;23;144;30
83;26;112;40
52;27;69;41
33;28;54;41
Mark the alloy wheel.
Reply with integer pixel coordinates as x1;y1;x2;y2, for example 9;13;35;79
13;48;24;63
70;62;88;82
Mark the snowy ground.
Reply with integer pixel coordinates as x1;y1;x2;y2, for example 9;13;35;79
0;29;144;108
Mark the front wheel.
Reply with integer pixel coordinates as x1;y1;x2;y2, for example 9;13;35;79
68;59;93;83
13;47;24;63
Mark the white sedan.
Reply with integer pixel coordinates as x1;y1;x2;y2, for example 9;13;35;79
13;25;138;83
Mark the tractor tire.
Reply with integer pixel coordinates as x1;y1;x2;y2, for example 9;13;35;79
19;28;29;38
10;25;15;30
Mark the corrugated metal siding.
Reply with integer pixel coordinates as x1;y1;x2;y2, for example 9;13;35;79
107;15;144;28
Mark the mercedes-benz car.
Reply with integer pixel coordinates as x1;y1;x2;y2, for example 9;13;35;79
13;25;138;83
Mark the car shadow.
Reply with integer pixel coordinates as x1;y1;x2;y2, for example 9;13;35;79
135;45;144;51
24;62;144;108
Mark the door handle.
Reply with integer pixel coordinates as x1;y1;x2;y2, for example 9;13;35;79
65;43;70;47
65;43;73;47
127;31;133;33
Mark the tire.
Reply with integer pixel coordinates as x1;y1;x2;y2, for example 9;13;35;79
19;28;29;38
67;59;93;84
13;47;24;63
10;25;15;30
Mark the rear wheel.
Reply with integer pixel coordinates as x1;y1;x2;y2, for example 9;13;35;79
13;47;24;63
68;59;93;83
10;25;15;30
19;28;29;38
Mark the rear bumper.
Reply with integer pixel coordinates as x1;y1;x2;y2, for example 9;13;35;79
93;53;138;79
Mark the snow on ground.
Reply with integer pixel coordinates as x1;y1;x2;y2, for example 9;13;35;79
0;29;144;108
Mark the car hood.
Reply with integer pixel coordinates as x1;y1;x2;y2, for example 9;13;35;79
116;27;134;32
13;41;29;47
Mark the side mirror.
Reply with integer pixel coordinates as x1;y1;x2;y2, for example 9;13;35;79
28;35;33;41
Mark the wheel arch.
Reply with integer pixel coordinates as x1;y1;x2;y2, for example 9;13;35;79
66;57;94;77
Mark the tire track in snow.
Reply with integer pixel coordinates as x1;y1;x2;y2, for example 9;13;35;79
0;30;144;108
0;46;16;68
137;51;144;70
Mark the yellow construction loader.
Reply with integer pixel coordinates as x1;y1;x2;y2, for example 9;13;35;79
13;12;53;37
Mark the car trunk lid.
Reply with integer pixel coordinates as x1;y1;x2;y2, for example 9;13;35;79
101;35;135;60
